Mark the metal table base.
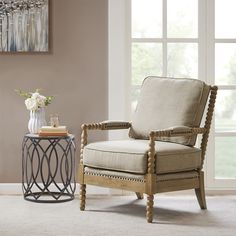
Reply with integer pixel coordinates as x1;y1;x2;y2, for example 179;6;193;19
22;134;76;203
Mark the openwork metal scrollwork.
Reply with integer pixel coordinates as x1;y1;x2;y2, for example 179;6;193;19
22;134;76;203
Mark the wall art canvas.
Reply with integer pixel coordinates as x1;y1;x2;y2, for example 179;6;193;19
0;0;49;52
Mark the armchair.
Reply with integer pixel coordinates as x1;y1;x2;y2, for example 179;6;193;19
78;76;217;223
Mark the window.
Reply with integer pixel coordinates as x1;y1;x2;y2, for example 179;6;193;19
130;0;236;189
131;0;198;110
214;0;236;182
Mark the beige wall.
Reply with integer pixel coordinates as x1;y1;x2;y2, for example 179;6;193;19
0;0;108;183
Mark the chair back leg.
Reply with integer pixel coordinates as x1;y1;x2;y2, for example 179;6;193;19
135;192;144;199
195;171;207;209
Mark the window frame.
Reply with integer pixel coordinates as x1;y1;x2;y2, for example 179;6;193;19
205;0;236;189
109;0;236;190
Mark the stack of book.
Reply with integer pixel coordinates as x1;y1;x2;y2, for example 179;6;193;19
39;126;68;137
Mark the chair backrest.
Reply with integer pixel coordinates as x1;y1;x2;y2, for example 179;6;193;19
129;76;211;146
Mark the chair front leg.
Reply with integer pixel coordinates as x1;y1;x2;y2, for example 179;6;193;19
146;195;154;223
146;132;156;223
80;184;86;210
79;125;88;211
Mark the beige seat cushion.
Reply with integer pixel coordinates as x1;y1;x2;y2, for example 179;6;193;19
83;140;201;174
129;76;210;146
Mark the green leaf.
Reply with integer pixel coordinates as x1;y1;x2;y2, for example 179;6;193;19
15;89;31;99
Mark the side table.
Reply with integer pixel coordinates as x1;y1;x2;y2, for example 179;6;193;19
22;134;76;203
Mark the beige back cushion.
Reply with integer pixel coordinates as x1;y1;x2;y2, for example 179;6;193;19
129;76;210;146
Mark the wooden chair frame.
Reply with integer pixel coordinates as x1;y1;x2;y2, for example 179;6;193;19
78;86;218;223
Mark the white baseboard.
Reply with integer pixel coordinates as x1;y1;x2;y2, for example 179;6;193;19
0;183;110;195
1;184;236;196
0;184;22;195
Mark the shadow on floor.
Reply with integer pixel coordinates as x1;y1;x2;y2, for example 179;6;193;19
87;198;223;226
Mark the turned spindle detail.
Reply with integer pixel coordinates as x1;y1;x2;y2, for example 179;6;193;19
146;195;154;223
147;132;155;174
80;184;86;211
200;86;218;168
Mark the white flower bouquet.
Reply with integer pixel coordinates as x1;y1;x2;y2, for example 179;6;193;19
16;89;53;111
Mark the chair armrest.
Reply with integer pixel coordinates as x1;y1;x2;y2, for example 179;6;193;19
82;121;131;131
146;126;206;175
80;121;131;163
101;120;131;130
150;126;206;137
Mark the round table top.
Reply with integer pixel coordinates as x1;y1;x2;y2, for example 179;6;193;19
24;134;75;140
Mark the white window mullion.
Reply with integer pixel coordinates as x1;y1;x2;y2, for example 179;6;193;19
217;85;236;90
215;39;236;43
132;38;164;43
198;0;207;83
126;0;132;121
167;38;198;43
132;38;198;43
206;0;216;188
215;132;236;137
197;0;207;176
206;0;215;86
162;0;167;76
